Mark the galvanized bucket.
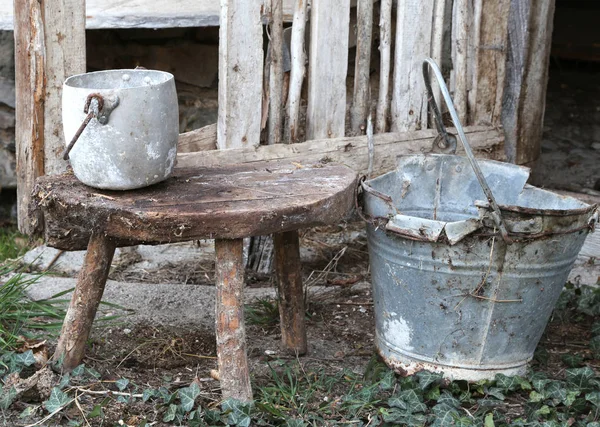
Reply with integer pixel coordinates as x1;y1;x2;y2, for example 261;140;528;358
362;59;599;380
62;69;179;190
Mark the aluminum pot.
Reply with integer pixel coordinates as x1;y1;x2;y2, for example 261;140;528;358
62;69;179;190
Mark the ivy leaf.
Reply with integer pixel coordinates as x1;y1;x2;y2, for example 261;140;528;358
163;403;178;422
388;396;408;410
19;405;38;418
15;350;36;367
115;378;129;391
544;381;567;404
398;389;427;413
430;403;460;427
592;321;600;337
590;337;600;358
495;374;519;391
142;388;156;402
416;370;443;391
437;391;461;408
484;413;495;427
222;398;252;427
577;287;600;315
561;353;583;368
59;373;71;389
529;391;545;403
44;387;72;413
0;387;17;410
566;367;595;389
71;365;85;377
454;417;475;427
586;391;600;407
379;369;396;390
425;385;441;401
486;387;506;401
178;382;201;412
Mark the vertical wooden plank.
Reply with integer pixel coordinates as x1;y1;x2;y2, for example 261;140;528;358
215;238;253;402
469;0;510;126
218;0;264;149
430;0;447;112
305;0;351;140
274;230;307;355
350;0;373;135
502;0;556;164
391;0;435;132
53;232;116;371
268;0;284;145
285;0;308;143
14;0;85;234
451;0;470;124
375;0;392;134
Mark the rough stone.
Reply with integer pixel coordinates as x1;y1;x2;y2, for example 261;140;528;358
0;31;14;81
0;106;14;128
0;76;15;108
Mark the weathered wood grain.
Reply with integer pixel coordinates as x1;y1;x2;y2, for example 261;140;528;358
215;238;253;402
178;123;217;153
274;230;307;354
306;0;351;140
285;0;308;143
268;0;285;146
53;232;116;371
217;0;264;149
451;0;470;124
469;0;510;126
391;0;435;132
375;0;392;134
350;0;373;135
177;126;505;175
502;0;556;165
14;0;85;234
33;162;359;251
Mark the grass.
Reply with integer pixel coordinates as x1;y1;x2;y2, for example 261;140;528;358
0;227;29;262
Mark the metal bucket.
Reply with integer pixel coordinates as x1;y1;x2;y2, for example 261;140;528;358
62;69;179;190
362;59;599;380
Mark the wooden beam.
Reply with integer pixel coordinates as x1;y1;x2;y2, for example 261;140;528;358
502;0;556;165
375;0;392;134
469;0;510;126
350;0;373;135
267;0;285;145
217;0;264;149
391;0;435;132
178;124;218;153
451;0;470;124
285;0;308;143
177;126;505;176
306;0;351;140
14;0;85;234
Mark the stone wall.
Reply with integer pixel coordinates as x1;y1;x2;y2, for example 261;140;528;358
0;30;15;189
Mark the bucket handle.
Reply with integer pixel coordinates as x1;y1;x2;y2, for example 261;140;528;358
422;58;512;244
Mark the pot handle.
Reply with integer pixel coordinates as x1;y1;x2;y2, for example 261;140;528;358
422;58;512;244
63;92;120;161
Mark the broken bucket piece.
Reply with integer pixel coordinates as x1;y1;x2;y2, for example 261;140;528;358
362;154;598;381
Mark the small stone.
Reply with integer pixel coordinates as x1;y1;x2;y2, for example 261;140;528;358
123;328;132;334
591;142;600;150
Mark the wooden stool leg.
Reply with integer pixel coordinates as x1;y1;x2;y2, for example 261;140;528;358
274;230;307;355
53;232;116;371
215;238;253;402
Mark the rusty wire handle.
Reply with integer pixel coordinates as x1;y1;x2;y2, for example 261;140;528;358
63;93;105;161
422;58;512;244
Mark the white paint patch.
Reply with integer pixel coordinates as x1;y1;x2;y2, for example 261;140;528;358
384;316;413;351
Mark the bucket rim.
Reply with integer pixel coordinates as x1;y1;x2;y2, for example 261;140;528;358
64;69;175;91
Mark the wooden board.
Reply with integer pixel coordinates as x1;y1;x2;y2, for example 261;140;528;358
502;0;556;165
1;0;301;30
176;126;506;176
391;0;435;132
14;0;86;234
33;162;358;251
217;0;264;149
306;0;351;140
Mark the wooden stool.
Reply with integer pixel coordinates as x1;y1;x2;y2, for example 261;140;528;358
32;162;358;401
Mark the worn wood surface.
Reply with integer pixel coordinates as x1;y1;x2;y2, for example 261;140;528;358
285;0;308;143
430;0;447;113
268;0;285;145
177;126;505;174
502;0;556;164
53;232;116;371
391;0;435;132
14;0;85;234
350;0;373;135
178;123;217;153
451;0;470;124
217;0;263;149
469;0;510;126
0;0;309;30
375;0;392;134
306;0;351;140
274;230;308;354
215;238;253;402
33;162;358;251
